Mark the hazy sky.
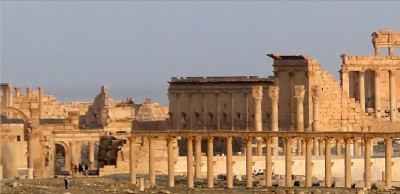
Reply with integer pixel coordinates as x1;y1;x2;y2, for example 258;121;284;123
1;1;399;105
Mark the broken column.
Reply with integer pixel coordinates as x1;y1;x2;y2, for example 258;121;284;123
194;137;202;178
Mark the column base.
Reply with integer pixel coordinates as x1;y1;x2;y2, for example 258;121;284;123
28;168;34;179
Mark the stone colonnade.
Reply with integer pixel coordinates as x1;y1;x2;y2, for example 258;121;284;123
68;140;97;170
129;131;399;189
342;69;397;122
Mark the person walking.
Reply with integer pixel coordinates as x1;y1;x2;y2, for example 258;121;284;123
73;165;78;177
84;163;89;177
78;164;83;176
64;177;69;189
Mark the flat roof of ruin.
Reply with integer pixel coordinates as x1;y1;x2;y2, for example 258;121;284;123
169;76;273;84
267;54;309;60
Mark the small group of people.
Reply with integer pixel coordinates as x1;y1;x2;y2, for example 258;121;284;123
72;163;89;177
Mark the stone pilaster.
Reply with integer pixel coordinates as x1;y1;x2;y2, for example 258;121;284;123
389;70;397;122
359;71;366;112
341;70;350;97
374;70;381;120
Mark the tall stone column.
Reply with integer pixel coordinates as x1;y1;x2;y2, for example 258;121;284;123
38;87;44;119
226;136;233;188
207;137;214;188
344;138;352;188
336;139;341;156
374;70;381;120
294;85;305;156
14;87;20;97
194;137;202;178
129;136;136;185
202;93;207;130
374;46;380;56
312;86;320;156
148;137;156;187
7;85;13;107
359;71;366;112
389;70;397;122
305;138;312;187
265;137;272;187
252;86;263;156
268;86;279;156
187;137;194;188
70;141;81;165
364;138;372;189
27;131;35;179
245;137;253;188
325;138;332;187
342;70;350;97
285;138;293;187
167;137;175;187
89;141;95;170
385;138;392;189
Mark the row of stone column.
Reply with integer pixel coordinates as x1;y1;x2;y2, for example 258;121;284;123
130;136;394;189
342;69;397;122
69;140;96;170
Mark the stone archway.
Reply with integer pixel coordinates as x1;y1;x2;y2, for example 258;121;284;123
54;142;71;175
1;106;40;179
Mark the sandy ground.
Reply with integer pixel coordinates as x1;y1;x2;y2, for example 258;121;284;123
1;174;398;194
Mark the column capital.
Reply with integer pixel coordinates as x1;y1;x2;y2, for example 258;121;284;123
358;71;365;76
375;70;381;77
194;137;202;142
294;85;306;101
311;86;320;102
207;136;214;141
243;136;253;142
268;86;279;101
252;85;263;100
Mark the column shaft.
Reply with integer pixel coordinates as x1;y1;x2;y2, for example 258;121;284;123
207;137;214;188
149;137;156;187
28;133;34;179
295;85;305;156
269;86;279;156
385;138;392;188
226;136;233;188
265;137;272;187
187;137;194;188
38;87;44;119
389;70;397;122
129;137;136;184
285;138;292;187
89;141;95;170
359;71;366;112
194;138;202;178
167;138;175;187
325;138;332;187
246;137;253;188
336;139;341;156
305;138;312;187
375;71;381;120
364;138;372;189
345;138;352;188
203;93;207;130
342;71;350;97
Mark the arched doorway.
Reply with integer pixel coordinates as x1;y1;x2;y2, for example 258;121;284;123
54;142;70;175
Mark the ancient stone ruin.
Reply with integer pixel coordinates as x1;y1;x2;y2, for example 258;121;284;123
1;30;399;192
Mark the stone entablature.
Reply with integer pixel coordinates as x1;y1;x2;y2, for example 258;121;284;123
372;30;400;56
170;76;273;83
341;55;400;69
